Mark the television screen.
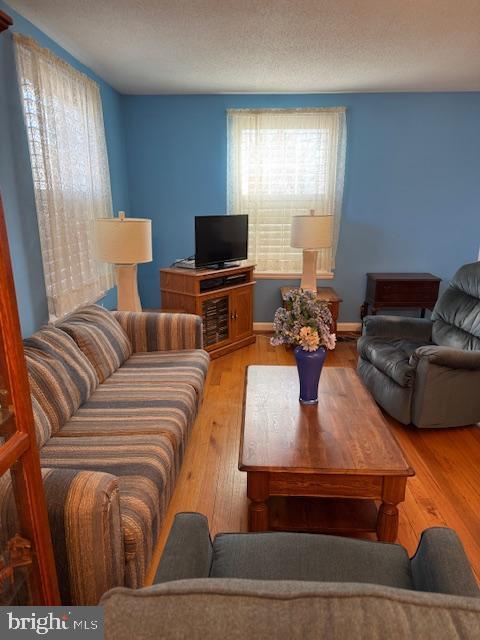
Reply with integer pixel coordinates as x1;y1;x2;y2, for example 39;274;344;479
195;215;248;268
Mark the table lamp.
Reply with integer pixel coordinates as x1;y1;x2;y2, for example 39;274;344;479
291;211;333;292
95;212;152;311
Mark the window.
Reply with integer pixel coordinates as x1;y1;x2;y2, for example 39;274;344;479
227;108;346;275
14;34;114;320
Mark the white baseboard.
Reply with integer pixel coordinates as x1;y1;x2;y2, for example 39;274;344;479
254;322;362;333
253;322;274;332
338;322;362;332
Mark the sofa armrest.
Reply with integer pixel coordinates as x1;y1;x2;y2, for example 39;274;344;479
113;311;203;352
410;528;479;597
154;512;213;583
410;345;480;370
41;468;124;604
362;315;432;342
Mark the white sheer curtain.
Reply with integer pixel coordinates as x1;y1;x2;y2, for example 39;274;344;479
227;108;346;275
14;34;114;320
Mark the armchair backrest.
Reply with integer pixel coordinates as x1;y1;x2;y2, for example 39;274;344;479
431;262;480;351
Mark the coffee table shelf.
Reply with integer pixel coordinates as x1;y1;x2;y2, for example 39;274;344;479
269;497;378;535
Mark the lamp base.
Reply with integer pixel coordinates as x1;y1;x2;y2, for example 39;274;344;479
300;250;318;292
115;264;142;312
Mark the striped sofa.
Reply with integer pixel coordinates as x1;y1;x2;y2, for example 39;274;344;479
0;305;209;605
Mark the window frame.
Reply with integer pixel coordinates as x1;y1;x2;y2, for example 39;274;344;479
227;107;346;277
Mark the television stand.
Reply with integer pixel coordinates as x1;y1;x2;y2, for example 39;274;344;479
160;262;256;359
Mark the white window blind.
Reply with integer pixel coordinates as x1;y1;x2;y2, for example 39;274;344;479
227;108;346;275
14;34;114;320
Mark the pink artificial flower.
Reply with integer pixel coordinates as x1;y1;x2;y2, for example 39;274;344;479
325;332;337;350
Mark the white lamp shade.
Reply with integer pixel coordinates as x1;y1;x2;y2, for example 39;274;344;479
291;215;333;249
95;218;152;264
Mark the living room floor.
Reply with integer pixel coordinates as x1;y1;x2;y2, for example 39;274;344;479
146;335;480;584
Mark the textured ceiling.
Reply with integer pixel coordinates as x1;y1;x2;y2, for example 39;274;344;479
7;0;480;94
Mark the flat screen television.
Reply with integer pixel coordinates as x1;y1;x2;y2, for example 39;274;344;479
195;214;248;269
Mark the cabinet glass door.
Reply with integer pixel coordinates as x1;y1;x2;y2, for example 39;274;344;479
0;469;33;604
0;348;15;448
202;296;229;346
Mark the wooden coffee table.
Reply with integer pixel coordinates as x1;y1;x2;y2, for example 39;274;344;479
239;366;414;542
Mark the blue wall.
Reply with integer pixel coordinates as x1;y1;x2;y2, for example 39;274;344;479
0;1;129;336
122;93;480;322
2;0;480;329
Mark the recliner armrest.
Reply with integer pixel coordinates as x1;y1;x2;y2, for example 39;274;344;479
362;315;432;342
411;345;480;370
154;512;213;583
410;528;479;597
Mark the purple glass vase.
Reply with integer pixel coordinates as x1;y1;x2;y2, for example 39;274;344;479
293;346;327;404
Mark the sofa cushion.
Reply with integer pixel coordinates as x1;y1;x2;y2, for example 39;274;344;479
59;305;132;383
210;532;412;589
40;434;176;589
104;350;210;398
24;327;99;435
57;381;197;470
119;471;167;590
357;336;427;387
31;395;53;448
101;579;480;640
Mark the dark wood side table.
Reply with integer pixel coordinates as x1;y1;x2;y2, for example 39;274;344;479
360;273;441;319
281;286;342;334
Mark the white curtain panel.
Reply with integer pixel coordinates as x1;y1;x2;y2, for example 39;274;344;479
14;34;114;320
227;108;346;275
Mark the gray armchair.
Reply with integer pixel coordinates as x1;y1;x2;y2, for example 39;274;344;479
101;513;480;640
357;261;480;428
153;513;479;597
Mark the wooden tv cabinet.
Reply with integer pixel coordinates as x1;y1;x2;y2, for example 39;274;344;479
160;262;256;359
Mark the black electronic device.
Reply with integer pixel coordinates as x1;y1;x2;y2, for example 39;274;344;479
194;214;248;269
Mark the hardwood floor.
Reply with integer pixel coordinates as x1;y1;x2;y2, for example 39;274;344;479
146;336;480;584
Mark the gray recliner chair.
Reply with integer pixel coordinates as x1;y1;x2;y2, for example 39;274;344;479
357;261;480;428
